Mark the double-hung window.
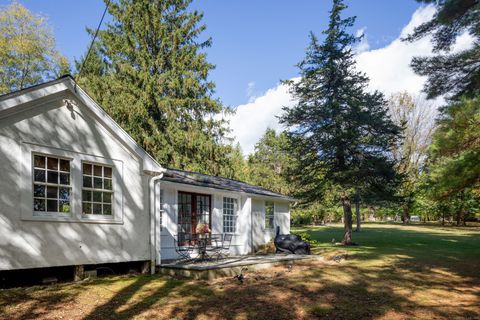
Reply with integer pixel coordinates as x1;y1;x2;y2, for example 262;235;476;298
159;189;164;230
33;154;71;214
82;162;113;215
265;201;274;230
223;197;237;233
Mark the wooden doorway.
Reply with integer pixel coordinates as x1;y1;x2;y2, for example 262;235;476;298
177;191;211;240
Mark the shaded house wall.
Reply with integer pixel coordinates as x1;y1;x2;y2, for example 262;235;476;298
160;182;291;261
0;92;152;270
251;199;290;250
0;77;292;271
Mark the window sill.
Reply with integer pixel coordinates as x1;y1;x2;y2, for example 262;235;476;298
22;215;124;224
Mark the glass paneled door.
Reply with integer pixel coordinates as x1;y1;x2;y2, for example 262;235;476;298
178;192;211;243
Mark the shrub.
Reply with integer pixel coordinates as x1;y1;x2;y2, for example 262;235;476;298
297;232;319;246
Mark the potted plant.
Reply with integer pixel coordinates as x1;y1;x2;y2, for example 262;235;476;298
196;223;211;238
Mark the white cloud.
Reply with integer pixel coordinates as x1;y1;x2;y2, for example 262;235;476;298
229;80;296;155
228;5;475;156
354;27;370;53
246;81;256;102
355;6;437;97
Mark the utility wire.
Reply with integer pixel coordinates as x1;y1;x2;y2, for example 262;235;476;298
77;0;111;79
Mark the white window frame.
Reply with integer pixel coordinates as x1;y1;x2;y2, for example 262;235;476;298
32;153;72;217
81;161;114;216
20;142;124;224
265;201;275;230
223;197;238;234
159;189;165;231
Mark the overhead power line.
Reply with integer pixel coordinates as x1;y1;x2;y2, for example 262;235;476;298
77;0;111;79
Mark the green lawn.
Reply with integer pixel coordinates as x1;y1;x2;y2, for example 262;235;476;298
0;222;479;320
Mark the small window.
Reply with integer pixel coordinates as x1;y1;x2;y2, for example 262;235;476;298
159;189;164;230
223;197;237;233
265;201;274;230
33;154;71;214
82;162;113;215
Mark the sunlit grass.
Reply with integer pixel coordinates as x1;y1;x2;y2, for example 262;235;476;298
0;222;479;319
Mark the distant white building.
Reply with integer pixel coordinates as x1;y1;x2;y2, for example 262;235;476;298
0;76;292;272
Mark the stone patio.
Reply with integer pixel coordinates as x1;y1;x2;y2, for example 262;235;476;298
157;254;318;280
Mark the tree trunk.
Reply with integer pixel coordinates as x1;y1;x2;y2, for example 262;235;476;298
442;211;445;226
456;210;461;226
355;201;361;232
402;206;410;224
341;193;353;245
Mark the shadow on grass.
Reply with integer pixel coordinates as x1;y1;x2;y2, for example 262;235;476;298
0;286;80;320
84;275;183;320
1;223;479;319
1;260;479;319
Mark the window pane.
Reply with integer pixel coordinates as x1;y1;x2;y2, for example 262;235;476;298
103;192;112;203
59;201;70;213
34;198;45;211
104;179;112;190
59;188;70;200
93;177;103;189
83;176;92;188
83;163;92;175
104;167;112;178
34;155;45;168
93;165;102;177
47;157;58;170
34;169;46;182
93;191;102;202
82;190;92;202
83;202;92;214
33;184;45;197
47;171;58;184
47;199;58;212
92;203;102;215
46;186;58;199
103;204;112;215
59;159;70;172
82;163;114;216
59;173;70;185
266;202;274;214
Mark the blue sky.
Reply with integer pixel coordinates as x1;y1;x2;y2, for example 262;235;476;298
1;0;421;107
7;1;463;155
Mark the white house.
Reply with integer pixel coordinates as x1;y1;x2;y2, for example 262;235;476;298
0;75;293;274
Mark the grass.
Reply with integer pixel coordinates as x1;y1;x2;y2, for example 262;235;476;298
0;222;479;319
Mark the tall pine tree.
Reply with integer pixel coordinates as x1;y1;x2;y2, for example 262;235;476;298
281;0;401;244
76;0;236;176
405;0;480;99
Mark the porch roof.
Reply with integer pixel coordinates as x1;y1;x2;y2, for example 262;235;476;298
162;168;295;201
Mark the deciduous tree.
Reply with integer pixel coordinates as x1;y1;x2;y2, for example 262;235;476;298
388;92;437;223
0;2;69;94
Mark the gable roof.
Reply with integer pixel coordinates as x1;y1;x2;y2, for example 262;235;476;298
162;168;295;201
0;75;164;174
0;76;294;201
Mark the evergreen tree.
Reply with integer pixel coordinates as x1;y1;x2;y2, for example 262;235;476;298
425;97;480;201
405;0;480;99
280;0;401;244
76;0;235;176
0;2;69;94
